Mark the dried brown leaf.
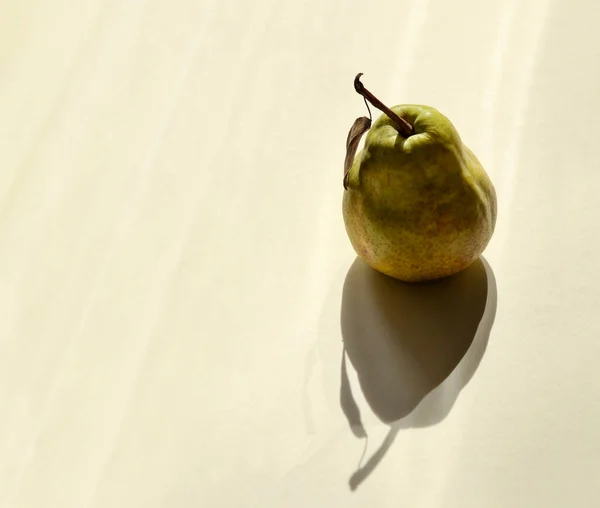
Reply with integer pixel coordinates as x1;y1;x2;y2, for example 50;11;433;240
343;116;371;189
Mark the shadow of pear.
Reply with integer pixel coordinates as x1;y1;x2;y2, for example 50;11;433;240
340;256;497;489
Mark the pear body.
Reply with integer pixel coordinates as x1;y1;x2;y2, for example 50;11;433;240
343;105;497;282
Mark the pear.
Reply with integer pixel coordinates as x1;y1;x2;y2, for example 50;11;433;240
343;75;497;282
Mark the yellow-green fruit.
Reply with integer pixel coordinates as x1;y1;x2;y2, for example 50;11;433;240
343;104;497;282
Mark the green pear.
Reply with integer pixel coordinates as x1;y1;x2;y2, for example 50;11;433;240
343;75;497;282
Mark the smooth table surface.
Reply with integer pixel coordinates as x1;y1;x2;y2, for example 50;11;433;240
1;0;600;506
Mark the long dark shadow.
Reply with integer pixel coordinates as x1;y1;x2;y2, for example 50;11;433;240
340;256;497;490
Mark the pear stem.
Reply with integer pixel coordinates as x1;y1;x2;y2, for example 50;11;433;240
354;73;413;138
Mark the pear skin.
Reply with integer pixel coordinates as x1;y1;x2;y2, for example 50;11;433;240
343;104;497;282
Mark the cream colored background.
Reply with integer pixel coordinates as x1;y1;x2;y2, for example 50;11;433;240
1;0;600;506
